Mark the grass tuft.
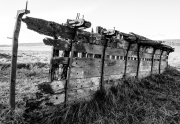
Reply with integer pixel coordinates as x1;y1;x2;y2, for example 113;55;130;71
1;67;180;124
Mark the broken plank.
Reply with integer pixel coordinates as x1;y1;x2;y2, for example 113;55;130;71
43;38;70;50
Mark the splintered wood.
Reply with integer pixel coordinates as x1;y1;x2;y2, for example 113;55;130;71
22;16;174;105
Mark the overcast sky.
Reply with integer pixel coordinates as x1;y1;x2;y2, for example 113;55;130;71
0;0;180;45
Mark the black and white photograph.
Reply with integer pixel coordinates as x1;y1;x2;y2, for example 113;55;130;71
0;0;180;123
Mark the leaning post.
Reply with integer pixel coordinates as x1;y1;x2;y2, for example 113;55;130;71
10;2;30;109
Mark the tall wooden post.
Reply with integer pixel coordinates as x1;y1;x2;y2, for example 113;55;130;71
100;38;108;90
10;2;30;109
124;43;131;78
136;44;141;78
151;48;156;75
159;49;164;74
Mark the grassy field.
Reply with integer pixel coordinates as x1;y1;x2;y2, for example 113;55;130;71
1;49;180;124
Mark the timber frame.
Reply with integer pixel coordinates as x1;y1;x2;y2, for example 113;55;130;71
22;16;174;105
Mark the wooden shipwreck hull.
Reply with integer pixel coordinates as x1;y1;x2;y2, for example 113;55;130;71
23;16;174;105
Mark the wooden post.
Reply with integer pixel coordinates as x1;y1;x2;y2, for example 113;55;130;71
159;49;164;74
166;51;170;68
50;37;59;81
151;48;156;75
123;43;131;78
100;38;108;90
10;3;30;109
65;28;77;104
136;44;141;78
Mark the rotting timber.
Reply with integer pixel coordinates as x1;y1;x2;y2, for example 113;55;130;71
22;16;174;105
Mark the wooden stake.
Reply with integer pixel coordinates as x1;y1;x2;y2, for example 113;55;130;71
100;38;108;90
151;48;156;75
124;43;131;78
10;3;30;109
159;49;164;74
136;44;141;78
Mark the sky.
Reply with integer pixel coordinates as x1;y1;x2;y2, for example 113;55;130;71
0;0;180;45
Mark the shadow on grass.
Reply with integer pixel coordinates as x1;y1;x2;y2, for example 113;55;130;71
2;67;180;124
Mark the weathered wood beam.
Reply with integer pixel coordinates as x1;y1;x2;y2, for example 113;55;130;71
43;38;70;50
22;16;91;39
10;6;30;109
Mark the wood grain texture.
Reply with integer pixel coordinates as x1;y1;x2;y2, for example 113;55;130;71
49;93;65;105
128;51;137;58
68;86;99;101
139;61;152;72
126;60;138;73
105;47;126;56
43;38;70;51
10;10;30;109
73;43;103;54
160;61;167;69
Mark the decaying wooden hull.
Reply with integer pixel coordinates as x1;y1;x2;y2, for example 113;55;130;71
22;16;174;106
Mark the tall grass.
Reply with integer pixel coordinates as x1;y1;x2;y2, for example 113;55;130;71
1;67;180;124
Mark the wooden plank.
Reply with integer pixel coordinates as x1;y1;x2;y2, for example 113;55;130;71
128;51;137;58
155;49;161;54
73;43;103;54
141;53;152;59
105;47;126;56
129;44;138;51
72;58;102;68
116;39;129;49
139;61;151;72
126;60;138;73
69;77;100;90
70;59;124;79
49;93;65;105
51;57;69;65
70;67;101;79
68;86;99;101
160;61;167;69
152;61;159;71
43;38;70;51
104;65;124;75
22;16;77;39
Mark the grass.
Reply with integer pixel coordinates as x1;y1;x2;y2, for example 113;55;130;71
1;66;180;124
1;50;180;124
